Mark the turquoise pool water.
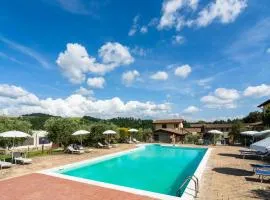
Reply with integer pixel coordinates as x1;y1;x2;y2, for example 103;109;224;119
58;145;207;197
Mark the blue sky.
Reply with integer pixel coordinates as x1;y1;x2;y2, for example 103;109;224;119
0;0;270;120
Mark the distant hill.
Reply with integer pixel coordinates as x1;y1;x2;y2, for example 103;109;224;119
22;113;55;117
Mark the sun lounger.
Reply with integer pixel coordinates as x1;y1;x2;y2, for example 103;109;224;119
132;138;140;143
240;150;270;160
67;146;84;154
250;164;270;172
13;152;32;165
98;142;111;149
0;160;12;169
255;168;270;182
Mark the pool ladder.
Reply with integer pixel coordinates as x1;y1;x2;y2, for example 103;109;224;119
177;175;199;198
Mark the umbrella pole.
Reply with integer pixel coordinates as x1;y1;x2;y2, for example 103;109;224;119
80;135;82;146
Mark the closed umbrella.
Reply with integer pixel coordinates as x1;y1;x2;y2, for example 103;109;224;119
72;130;90;146
128;128;138;142
208;130;223;144
103;130;116;145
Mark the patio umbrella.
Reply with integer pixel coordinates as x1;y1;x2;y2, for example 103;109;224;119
0;130;31;149
72;130;90;146
250;137;270;153
208;130;223;144
128;128;138;142
240;131;260;146
259;129;270;136
103;130;116;145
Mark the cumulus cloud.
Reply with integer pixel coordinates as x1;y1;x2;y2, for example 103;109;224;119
196;0;247;27
158;0;198;30
56;42;134;84
122;70;140;86
183;106;200;114
174;64;192;78
87;77;105;89
157;0;247;31
0;84;172;118
150;71;168;81
75;86;94;98
243;84;270;97
201;88;240;108
98;42;134;66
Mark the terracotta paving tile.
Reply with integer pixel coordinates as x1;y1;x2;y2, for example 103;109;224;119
0;173;156;200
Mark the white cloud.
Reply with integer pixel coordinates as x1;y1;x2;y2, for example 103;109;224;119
54;0;90;15
122;70;140;86
0;84;40;108
196;0;247;27
150;71;168;81
87;77;105;89
157;0;246;31
0;84;173;118
99;42;134;66
140;26;148;34
215;88;240;100
266;48;270;54
75;86;94;98
174;64;192;78
158;0;199;30
172;35;185;45
197;77;213;89
201;88;240;108
183;106;200;114
128;15;140;36
243;84;270;97
0;35;50;69
130;46;148;56
56;42;134;84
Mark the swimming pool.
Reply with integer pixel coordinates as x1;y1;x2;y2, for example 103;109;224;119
43;144;209;199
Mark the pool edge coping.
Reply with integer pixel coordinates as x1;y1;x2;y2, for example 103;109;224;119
39;144;211;200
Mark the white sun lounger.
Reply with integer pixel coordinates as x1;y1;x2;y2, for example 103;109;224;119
13;152;32;164
0;160;12;169
67;146;84;154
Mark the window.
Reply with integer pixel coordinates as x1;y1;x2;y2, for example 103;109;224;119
162;124;167;128
174;124;179;128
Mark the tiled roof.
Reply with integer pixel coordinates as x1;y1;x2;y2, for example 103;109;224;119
154;128;186;135
258;99;270;107
183;128;202;134
153;119;184;124
190;124;233;128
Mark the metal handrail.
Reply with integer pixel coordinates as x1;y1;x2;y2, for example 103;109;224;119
177;175;199;197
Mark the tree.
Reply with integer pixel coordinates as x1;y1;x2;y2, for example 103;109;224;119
118;127;129;142
229;121;243;143
243;111;263;123
44;117;80;148
263;107;270;127
85;122;118;145
0;117;32;148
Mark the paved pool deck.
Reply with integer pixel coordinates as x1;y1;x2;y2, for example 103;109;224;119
0;144;269;199
0;173;154;200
